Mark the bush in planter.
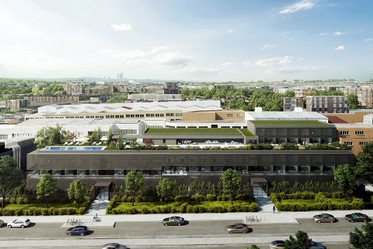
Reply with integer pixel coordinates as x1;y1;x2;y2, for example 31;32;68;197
190;194;204;202
206;194;216;201
300;191;315;199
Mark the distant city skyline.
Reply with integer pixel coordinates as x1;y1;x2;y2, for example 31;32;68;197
1;0;373;82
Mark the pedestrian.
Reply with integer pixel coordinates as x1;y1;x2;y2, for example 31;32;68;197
273;205;276;213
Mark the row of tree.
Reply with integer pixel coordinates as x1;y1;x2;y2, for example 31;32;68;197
180;87;361;111
247;224;373;249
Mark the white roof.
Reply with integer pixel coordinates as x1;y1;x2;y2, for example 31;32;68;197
36;100;222;115
245;111;328;122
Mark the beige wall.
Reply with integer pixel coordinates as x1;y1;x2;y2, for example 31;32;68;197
182;110;245;122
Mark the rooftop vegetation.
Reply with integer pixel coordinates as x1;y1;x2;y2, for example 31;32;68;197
145;128;242;134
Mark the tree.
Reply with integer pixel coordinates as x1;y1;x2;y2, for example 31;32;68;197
348;93;360;109
36;173;58;208
67;179;87;203
106;94;127;103
88;127;102;143
356;142;373;182
116;135;124;150
107;128;114;145
156;178;176;202
35;124;68;148
350;223;373;249
247;245;261;249
285;230;311;249
333;164;357;198
125;170;144;206
220;168;242;205
0;156;24;208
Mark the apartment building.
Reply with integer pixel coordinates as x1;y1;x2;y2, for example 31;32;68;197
306;96;349;113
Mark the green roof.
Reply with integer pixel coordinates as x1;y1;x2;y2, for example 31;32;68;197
145;128;242;135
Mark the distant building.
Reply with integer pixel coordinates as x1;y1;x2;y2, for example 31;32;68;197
343;85;373;108
66;82;84;95
128;94;181;102
5;99;28;111
283;97;303;111
24;95;84;107
306;96;349;113
117;72;124;80
163;82;179;94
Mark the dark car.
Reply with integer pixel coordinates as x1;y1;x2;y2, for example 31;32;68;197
313;213;337;223
345;212;372;222
102;243;128;249
269;240;326;249
66;225;89;236
226;223;250;233
162;216;186;226
269;240;286;248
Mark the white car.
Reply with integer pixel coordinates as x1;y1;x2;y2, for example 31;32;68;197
7;218;31;228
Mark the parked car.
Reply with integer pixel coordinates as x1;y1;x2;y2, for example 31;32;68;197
345;212;372;222
162;216;186;226
0;219;4;227
269;240;326;249
66;225;89;236
313;213;337;223
226;223;250;233
7;218;31;228
102;243;128;249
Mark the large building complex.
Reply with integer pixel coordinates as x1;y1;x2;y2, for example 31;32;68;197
0;100;364;195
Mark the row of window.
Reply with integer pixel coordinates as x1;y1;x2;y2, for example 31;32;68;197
344;141;368;146
340;130;365;136
32;165;335;177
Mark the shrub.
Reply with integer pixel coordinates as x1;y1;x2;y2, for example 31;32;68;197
205;194;216;201
190;194;204;202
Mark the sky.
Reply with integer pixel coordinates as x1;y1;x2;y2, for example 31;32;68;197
1;0;373;82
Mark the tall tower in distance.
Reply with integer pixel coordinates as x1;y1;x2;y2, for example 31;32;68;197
117;72;124;80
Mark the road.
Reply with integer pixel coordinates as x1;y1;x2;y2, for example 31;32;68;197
0;218;363;249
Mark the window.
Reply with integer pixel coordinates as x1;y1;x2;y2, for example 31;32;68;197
359;142;366;146
344;142;353;146
355;131;364;136
340;131;349;135
227;113;233;117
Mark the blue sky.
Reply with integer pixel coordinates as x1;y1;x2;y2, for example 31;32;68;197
1;0;373;81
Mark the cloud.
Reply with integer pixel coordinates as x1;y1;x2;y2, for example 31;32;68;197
335;45;345;51
110;23;133;31
222;62;232;66
364;38;373;42
333;31;345;36
226;29;234;33
279;0;317;14
319;32;329;36
261;44;277;50
152;52;191;66
266;66;321;74
100;46;190;66
178;68;221;76
255;56;292;67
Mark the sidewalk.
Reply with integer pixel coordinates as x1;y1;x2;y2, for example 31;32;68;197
2;210;373;227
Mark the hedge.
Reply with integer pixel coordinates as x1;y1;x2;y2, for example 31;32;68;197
271;191;364;211
107;202;258;214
